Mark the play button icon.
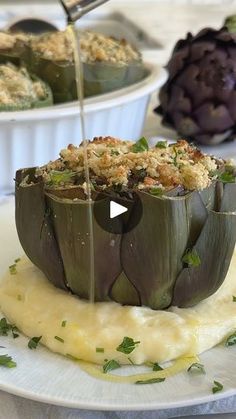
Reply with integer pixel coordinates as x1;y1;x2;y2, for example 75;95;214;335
93;192;143;235
110;201;128;219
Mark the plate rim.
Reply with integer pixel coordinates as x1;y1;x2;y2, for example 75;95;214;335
0;379;235;411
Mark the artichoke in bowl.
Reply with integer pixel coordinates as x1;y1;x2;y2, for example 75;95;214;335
15;138;236;309
29;30;146;103
156;16;236;145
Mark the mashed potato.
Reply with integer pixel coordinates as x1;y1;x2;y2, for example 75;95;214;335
0;253;236;366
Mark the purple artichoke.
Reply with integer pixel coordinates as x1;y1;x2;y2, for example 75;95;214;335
156;17;236;145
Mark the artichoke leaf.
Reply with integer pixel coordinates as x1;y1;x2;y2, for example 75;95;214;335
121;190;208;310
173;210;236;307
109;271;141;306
30;56;76;104
15;169;67;290
46;193;122;301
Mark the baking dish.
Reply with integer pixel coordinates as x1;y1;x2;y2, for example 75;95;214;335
0;63;167;193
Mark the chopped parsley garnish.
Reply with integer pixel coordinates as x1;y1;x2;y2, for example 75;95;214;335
14;258;21;263
182;249;201;268
187;363;206;374
48;170;76;186
103;359;121;374
28;336;42;349
131;137;149;153
0;354;17;368
96;347;104;353
111;149;120;156
233;296;236;302
66;353;80;361
225;332;236;346
0;318;18;338
152;362;164;372
150;187;164;197
54;336;64;343
61;320;67;328
155;140;168;149
9;264;17;275
219;171;236;184
116;337;140;354
135;377;165;385
0;318;11;336
11;326;19;339
212;380;223;394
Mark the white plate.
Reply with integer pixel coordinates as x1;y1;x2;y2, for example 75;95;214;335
0;197;236;411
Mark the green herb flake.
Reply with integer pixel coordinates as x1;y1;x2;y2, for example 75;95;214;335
116;337;140;355
28;336;42;350
96;347;104;353
11;326;19;339
66;353;80;361
49;170;76;186
103;359;121;374
61;320;67;328
0;318;11;336
182;249;201;268
233;296;236;302
187;362;206;374
14;258;21;264
155;140;168;149
9;264;17;275
54;336;64;343
212;380;223;394
131;137;149;153
111;149;120;156
225;332;236;346
0;354;17;368
219;171;236;184
152;362;164;372
150;187;164;197
0;318;19;339
136;377;165;385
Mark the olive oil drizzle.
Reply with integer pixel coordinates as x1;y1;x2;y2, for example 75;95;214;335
67;23;95;303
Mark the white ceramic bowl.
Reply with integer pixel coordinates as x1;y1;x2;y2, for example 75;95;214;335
1;63;167;193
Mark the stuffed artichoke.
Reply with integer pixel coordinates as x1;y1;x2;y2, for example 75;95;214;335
29;30;146;102
15;137;236;309
0;63;53;111
156;16;236;145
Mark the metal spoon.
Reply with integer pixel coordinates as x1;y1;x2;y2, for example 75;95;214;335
59;0;109;22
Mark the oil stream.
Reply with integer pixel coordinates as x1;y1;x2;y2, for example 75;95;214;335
67;23;95;304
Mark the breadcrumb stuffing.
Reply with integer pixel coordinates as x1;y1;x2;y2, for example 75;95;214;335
0;32;29;50
0;63;47;106
31;30;141;65
38;137;219;192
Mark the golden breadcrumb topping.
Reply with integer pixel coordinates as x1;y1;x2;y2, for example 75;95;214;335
38;137;220;192
79;31;141;64
0;32;29;50
31;30;141;65
0;63;47;106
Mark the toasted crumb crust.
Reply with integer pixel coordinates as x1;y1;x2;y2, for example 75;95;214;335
37;137;220;192
31;30;141;65
0;32;29;50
